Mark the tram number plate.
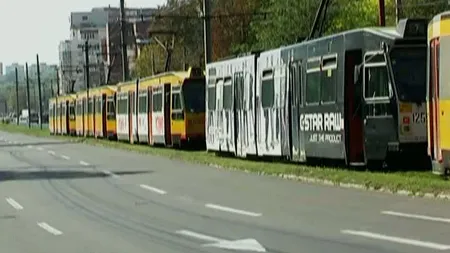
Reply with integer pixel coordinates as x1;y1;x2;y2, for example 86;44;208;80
412;112;426;124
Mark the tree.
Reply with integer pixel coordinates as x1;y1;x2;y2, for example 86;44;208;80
134;0;204;77
211;0;261;60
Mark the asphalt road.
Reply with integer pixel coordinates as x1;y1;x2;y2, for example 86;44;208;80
1;131;450;253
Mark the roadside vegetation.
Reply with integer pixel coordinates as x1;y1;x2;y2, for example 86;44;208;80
1;123;449;197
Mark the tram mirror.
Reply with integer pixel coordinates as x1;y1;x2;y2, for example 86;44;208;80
381;41;389;54
388;83;394;98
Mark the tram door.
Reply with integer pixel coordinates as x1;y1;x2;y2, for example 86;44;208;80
345;50;365;165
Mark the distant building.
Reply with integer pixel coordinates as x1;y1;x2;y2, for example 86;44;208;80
5;63;25;79
58;6;157;94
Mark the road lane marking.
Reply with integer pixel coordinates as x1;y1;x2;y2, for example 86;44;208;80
5;198;23;210
47;150;56;155
37;147;44;151
79;161;89;166
205;203;262;217
37;222;63;236
102;170;120;179
341;230;450;250
176;230;222;243
27;145;33;149
61;155;70;160
140;184;167;195
176;230;266;252
382;210;450;224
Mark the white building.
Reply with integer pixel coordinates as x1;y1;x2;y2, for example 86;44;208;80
58;6;157;94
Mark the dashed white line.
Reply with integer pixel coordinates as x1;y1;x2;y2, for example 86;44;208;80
102;170;120;179
37;147;44;151
27;145;33;149
382;210;450;224
341;230;450;250
140;184;167;195
205;203;262;217
79;161;89;166
5;198;23;210
47;150;56;155
37;222;63;236
60;155;70;160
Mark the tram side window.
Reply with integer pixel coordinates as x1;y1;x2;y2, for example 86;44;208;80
172;92;182;111
306;70;320;104
88;99;94;114
261;71;274;108
207;86;216;110
76;103;81;116
96;98;101;114
137;95;146;114
223;78;233;110
106;98;116;120
290;62;302;106
321;57;337;103
117;97;128;114
364;66;389;99
69;105;75;120
152;92;163;112
234;72;245;110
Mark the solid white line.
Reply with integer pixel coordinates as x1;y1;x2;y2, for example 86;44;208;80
382;211;450;224
37;222;63;236
47;150;55;155
341;230;450;250
5;198;23;210
140;184;167;195
176;229;223;243
60;155;70;160
102;170;120;179
205;203;262;217
79;161;89;166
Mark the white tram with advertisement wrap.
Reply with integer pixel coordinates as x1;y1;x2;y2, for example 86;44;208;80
206;19;430;168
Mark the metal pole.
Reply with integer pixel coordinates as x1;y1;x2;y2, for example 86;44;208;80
36;54;43;129
203;0;212;65
120;0;129;81
25;63;31;128
15;68;19;125
55;66;60;96
85;40;90;137
379;0;386;27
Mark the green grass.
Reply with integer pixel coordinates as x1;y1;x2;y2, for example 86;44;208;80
1;123;449;196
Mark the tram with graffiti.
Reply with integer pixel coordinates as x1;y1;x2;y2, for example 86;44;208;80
206;19;429;167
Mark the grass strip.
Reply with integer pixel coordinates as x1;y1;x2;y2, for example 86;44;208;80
1;123;449;196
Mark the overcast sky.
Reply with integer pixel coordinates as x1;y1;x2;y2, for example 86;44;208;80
0;0;165;67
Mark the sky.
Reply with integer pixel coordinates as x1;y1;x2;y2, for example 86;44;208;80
0;0;165;68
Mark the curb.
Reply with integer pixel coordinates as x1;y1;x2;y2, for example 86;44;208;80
209;163;450;201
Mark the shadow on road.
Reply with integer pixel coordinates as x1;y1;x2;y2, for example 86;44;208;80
0;168;153;182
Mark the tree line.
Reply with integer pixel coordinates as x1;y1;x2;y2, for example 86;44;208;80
133;0;448;77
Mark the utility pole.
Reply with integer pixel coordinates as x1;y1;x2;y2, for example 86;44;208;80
15;68;19;125
55;66;60;96
84;40;90;137
25;63;31;128
120;0;129;81
395;0;402;24
379;0;386;27
203;0;212;65
36;54;43;129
